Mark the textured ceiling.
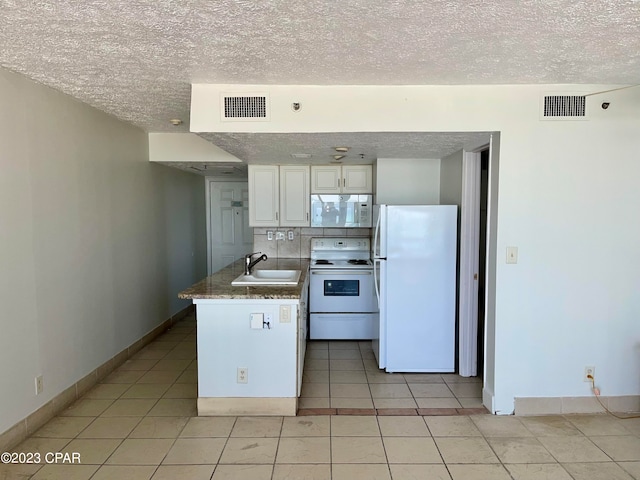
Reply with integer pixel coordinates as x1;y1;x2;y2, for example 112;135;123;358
199;132;492;165
1;0;639;169
159;162;248;178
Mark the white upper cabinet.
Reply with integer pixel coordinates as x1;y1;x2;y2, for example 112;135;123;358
310;166;341;193
279;165;310;227
310;165;372;194
248;165;279;227
342;165;373;193
248;165;310;227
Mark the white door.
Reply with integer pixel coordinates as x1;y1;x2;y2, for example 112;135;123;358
458;151;481;377
207;180;253;275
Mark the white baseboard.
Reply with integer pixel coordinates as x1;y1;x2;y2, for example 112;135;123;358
198;397;297;416
482;385;495;414
515;395;640;415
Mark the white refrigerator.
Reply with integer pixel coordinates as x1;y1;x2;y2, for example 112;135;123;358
373;205;457;372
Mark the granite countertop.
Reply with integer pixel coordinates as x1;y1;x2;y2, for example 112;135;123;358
178;258;310;300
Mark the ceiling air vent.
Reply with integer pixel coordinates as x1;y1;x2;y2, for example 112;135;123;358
541;94;587;120
221;93;269;122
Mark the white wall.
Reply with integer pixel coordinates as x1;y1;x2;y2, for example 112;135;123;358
439;150;463;206
376;158;440;204
149;132;242;163
0;68;206;434
192;84;640;413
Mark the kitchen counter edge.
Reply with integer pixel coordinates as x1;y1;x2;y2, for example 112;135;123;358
178;258;310;300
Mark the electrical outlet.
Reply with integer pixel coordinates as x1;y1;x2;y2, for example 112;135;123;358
35;375;43;395
237;367;248;384
584;366;595;382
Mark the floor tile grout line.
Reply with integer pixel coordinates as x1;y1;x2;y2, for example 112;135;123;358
211;417;238;475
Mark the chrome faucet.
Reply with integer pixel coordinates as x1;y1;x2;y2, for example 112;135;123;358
244;252;268;275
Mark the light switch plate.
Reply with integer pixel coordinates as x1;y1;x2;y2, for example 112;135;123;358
279;305;291;323
506;246;518;264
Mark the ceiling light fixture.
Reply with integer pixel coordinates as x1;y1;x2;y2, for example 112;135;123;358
332;155;345;161
170;118;183;126
334;147;350;153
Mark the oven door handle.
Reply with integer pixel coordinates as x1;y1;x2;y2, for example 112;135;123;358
311;270;372;276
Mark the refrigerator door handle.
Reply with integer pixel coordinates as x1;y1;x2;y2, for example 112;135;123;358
373;207;381;258
373;258;381;306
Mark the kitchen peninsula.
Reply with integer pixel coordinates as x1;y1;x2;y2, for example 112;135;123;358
178;258;309;416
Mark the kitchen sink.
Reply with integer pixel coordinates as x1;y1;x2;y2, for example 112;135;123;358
231;269;301;286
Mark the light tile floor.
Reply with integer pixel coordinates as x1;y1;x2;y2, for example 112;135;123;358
2;313;640;480
299;340;486;414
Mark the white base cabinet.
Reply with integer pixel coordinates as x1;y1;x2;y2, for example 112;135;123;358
194;296;308;415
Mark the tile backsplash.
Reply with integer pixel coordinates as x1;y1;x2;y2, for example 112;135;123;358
253;228;372;259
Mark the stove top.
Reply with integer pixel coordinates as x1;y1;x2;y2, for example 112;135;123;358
310;237;373;270
311;259;373;270
348;259;370;265
314;259;333;265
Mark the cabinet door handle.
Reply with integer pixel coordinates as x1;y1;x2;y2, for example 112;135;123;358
276;211;279;221
343;178;346;187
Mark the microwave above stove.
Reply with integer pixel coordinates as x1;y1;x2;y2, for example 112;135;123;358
310;194;372;228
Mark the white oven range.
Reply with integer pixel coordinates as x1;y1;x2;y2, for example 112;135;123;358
309;237;377;340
